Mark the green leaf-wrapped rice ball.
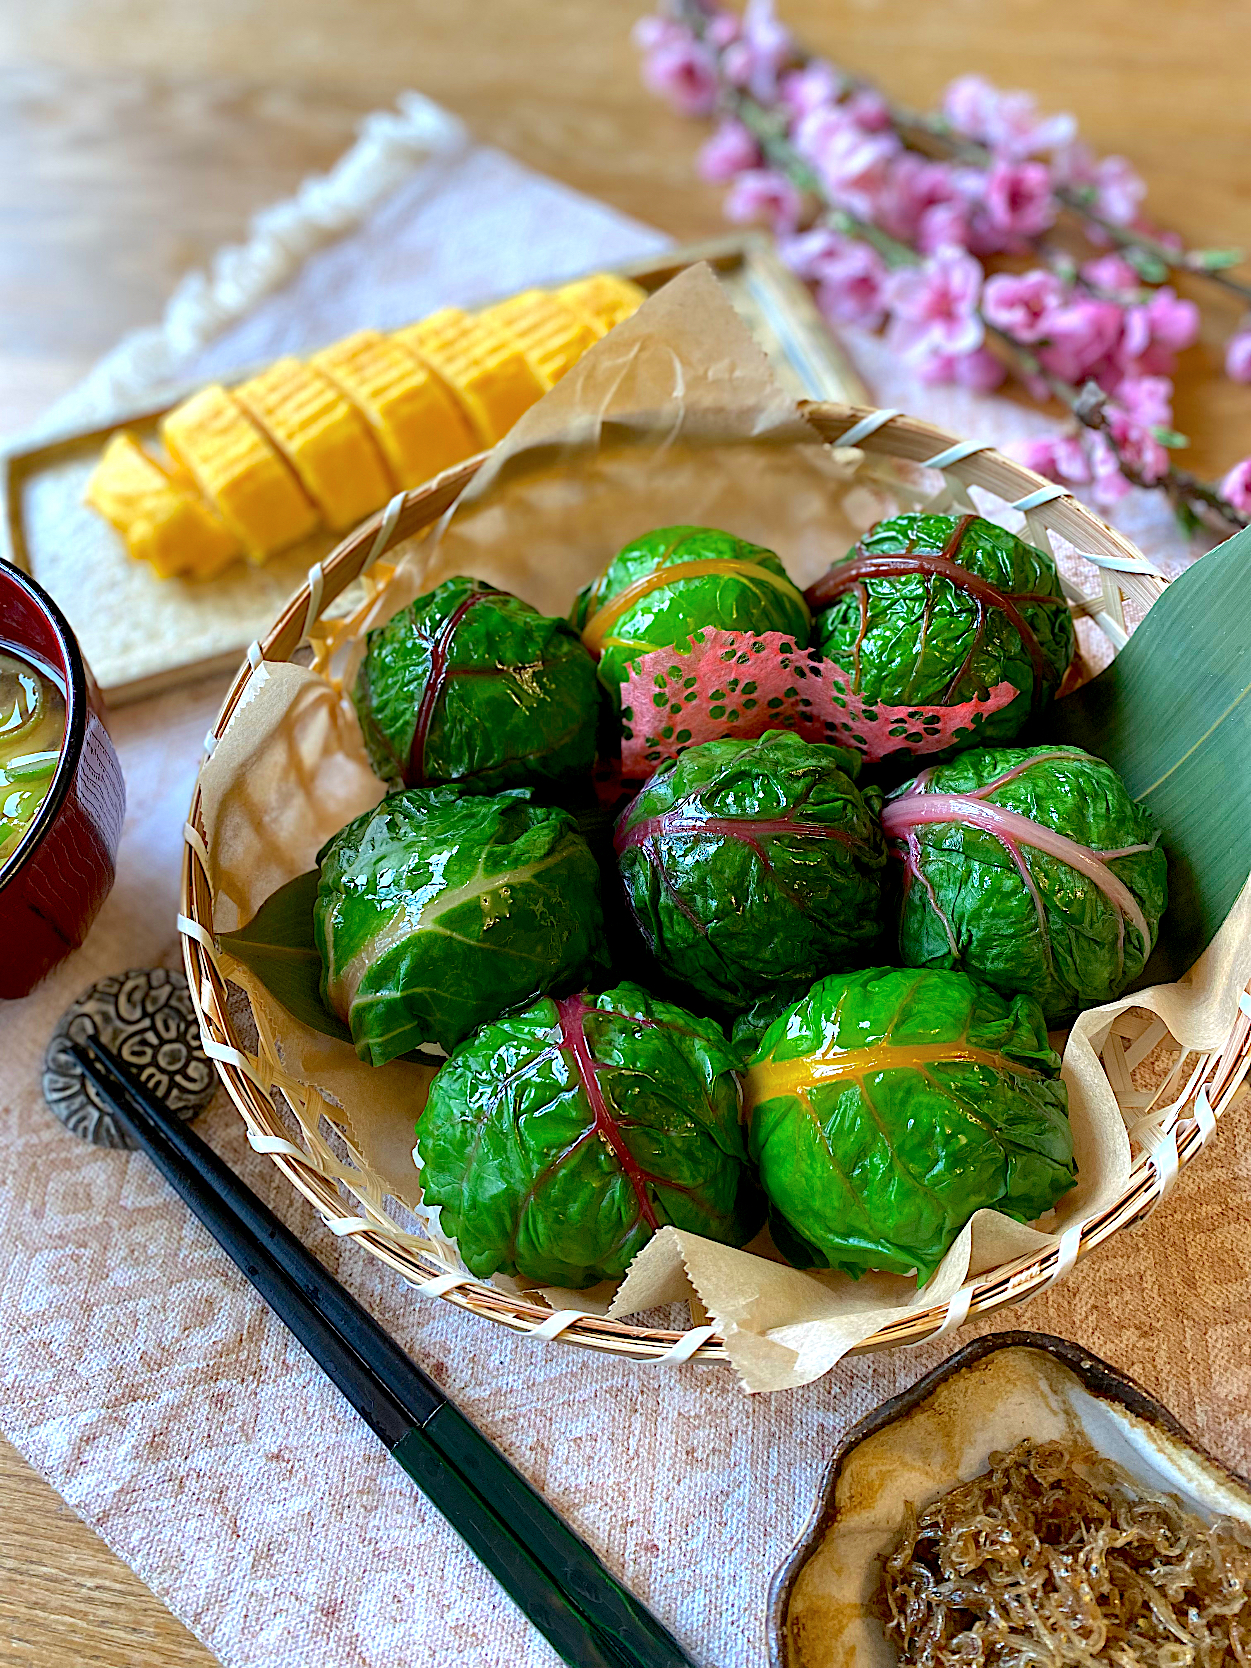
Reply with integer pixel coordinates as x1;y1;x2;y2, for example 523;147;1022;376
353;576;599;793
746;966;1075;1284
415;982;763;1287
885;744;1167;1025
314;787;607;1065
806;513;1075;755
573;525;810;712
615;731;888;1009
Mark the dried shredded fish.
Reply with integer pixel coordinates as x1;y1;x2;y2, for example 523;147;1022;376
882;1439;1251;1668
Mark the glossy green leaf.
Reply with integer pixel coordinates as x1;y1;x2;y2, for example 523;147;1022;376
218;869;353;1044
315;787;608;1065
810;513;1075;753
616;730;888;1009
1051;526;1251;984
415;983;762;1288
889;744;1168;1025
746;967;1075;1285
572;525;810;715
353;575;599;794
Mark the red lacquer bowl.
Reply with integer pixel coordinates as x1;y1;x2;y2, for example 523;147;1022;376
0;564;126;997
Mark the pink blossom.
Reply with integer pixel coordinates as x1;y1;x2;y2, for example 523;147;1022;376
814;123;900;216
1226;331;1251;383
779;225;892;328
1219;458;1251;515
943;73;1075;159
843;87;893;131
1016;433;1091;485
632;15;687;53
723;167;804;234
877;154;962;243
953;346;1007;391
1087;434;1133;506
1054;142;1146;226
1080;253;1141;297
721;0;794;101
1106;408;1169;484
776;225;846;281
917;198;976;254
706;12;741;48
984;159;1056;239
698;118;761;183
791;104;901;214
639;33;717;116
778;60;843;120
886;245;985;360
942;75;1000;143
814;242;891;329
1035;298;1124;384
982;269;1066;342
792;102;855;165
1121;287;1200;374
916;345;1007;391
1090;156;1147;225
1113;375;1173;428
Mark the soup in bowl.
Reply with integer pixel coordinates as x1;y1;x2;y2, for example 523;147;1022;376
0;564;125;997
0;649;67;866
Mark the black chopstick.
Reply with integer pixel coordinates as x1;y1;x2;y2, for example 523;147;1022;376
74;1038;697;1668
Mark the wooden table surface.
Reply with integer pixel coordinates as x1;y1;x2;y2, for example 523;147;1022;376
1;0;1248;1661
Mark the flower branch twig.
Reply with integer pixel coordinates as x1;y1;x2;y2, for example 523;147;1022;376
724;79;1244;535
640;0;1251;534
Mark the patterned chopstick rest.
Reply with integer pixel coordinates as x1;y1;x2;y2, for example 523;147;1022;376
43;968;216;1149
85;433;242;579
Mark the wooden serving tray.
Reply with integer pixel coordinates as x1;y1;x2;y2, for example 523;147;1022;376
0;234;867;705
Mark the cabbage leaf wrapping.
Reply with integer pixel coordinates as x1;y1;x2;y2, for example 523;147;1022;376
887;745;1167;1024
314;787;607;1065
353;576;599;793
808;513;1075;754
572;525;811;713
415;982;762;1287
615;731;888;1009
746;966;1075;1284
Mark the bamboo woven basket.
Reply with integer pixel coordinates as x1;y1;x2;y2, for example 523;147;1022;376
179;401;1251;1367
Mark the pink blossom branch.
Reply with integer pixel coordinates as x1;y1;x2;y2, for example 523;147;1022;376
707;68;1248;534
891;109;1251;306
671;0;1251;306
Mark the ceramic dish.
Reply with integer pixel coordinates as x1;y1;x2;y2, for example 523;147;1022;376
768;1330;1251;1668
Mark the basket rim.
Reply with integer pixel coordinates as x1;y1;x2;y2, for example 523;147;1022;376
179;400;1251;1370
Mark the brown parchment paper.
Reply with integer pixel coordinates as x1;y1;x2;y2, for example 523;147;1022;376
196;265;1251;1392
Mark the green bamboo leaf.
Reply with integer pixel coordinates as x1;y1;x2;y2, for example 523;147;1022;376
217;869;354;1043
1051;527;1251;984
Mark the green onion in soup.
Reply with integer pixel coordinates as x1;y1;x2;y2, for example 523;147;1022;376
0;651;66;867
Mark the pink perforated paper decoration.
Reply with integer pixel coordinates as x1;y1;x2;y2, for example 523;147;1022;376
618;629;1019;777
